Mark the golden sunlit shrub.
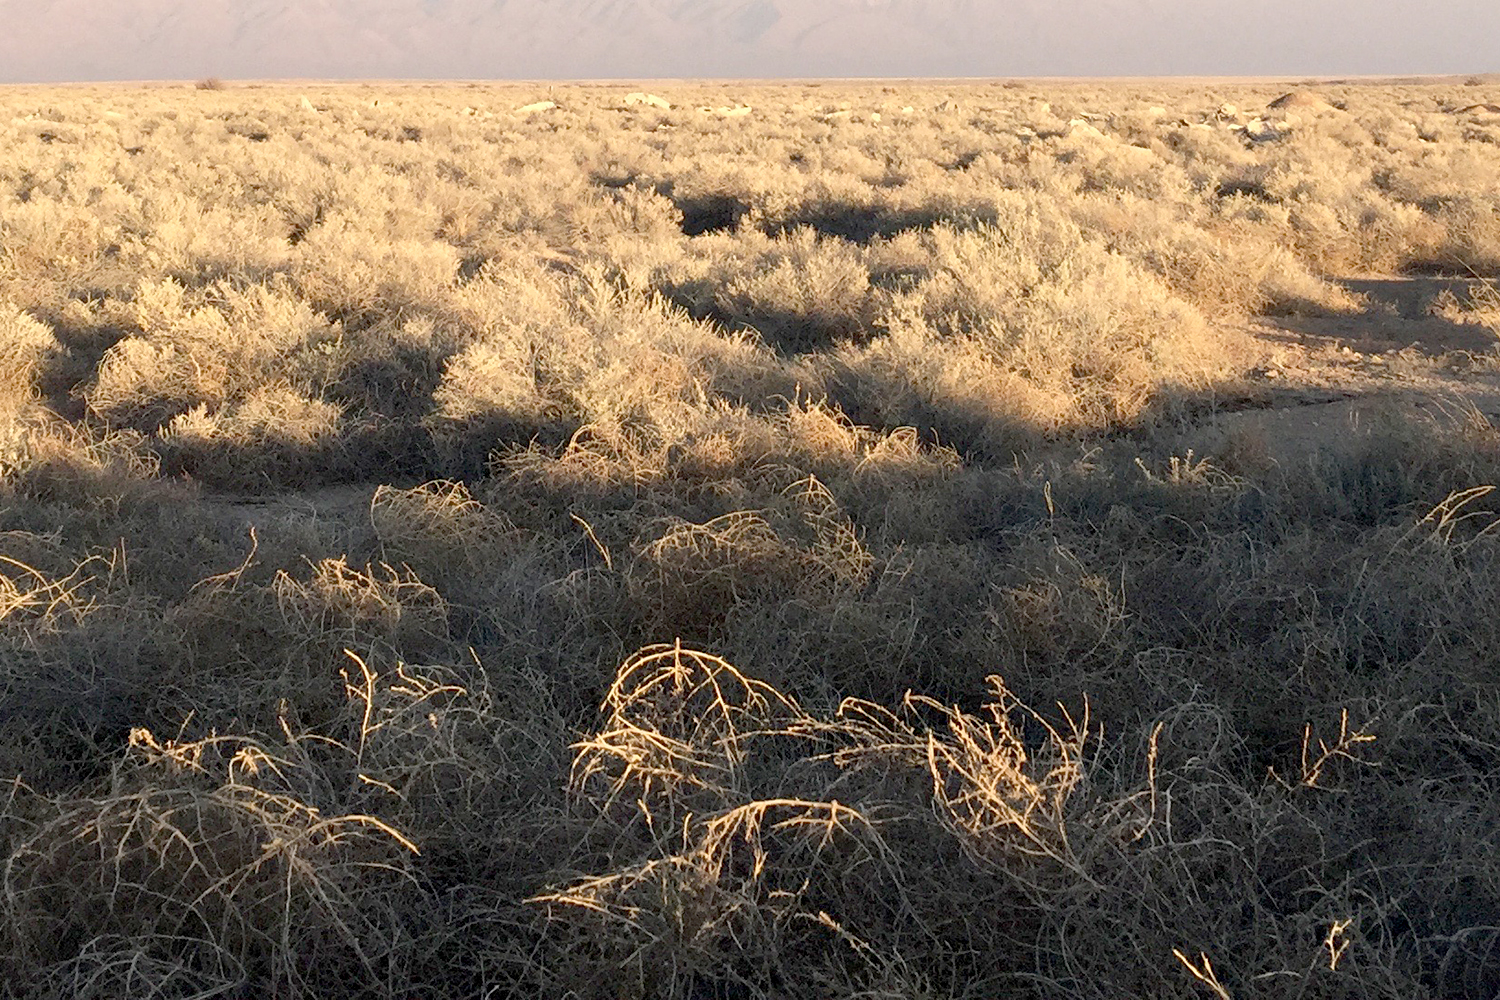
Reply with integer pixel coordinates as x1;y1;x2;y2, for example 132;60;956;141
714;227;882;350
87;278;332;430
0;307;58;418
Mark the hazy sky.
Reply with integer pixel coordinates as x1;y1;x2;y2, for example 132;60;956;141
1;0;1497;83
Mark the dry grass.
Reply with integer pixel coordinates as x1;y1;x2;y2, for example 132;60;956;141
1;79;1499;998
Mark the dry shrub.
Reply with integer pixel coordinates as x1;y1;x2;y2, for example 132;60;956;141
1474;278;1500;338
1435;196;1500;275
433;263;800;475
534;642;1422;999
498;396;956;508
160;384;344;489
659;405;788;482
826;677;1091;871
121;200;291;284
914;210;1205;358
293;217;462;319
1259;133;1435;273
88;279;331;432
1079;197;1360;317
427;332;561;473
1252;246;1365;315
370;480;521;590
824;318;1055;455
0;542;113;632
714;227;882;351
88;336;220;430
0;523;190;786
632;476;871;634
428;262;576;449
548;266;795;421
0;307;60;466
851;423;961;484
537;644;889;998
272;559;450;663
0;662;430;997
170;556;457;729
2;752;415;992
571;643;808;815
0;307;58;416
499;418;677;500
822;201;1250;447
988;539;1128;668
430;337;551;428
778;398;859;466
16;935;244;1000
168;384;343;449
1;420;162;508
0;199;114;293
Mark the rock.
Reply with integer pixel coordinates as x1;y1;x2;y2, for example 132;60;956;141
1267;91;1338;115
515;100;558;114
1243;118;1281;141
1455;103;1500;115
299;96;318;112
622;92;671;110
1264;92;1342;127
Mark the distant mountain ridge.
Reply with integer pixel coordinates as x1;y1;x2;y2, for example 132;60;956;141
2;0;1496;82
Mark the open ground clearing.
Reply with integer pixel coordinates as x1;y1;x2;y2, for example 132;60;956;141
2;80;1500;999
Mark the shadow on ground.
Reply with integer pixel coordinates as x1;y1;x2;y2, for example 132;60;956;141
1263;275;1497;356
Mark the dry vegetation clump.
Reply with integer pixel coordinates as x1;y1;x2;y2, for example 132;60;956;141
711;226;884;350
2;79;1500;998
0;306;60;464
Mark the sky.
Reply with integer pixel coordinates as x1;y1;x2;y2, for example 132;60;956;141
1;0;1497;83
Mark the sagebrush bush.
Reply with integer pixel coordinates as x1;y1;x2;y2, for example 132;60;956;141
0;307;59;467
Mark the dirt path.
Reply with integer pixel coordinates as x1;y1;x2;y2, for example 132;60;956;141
199;482;384;543
1169;275;1500;466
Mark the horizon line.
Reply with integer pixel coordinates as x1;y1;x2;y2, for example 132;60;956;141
4;72;1497;89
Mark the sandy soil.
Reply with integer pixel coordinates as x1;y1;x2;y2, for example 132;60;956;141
1171;275;1500;466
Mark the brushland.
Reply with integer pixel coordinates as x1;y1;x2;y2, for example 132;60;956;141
2;79;1500;998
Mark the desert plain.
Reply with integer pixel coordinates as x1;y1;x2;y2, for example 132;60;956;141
1;78;1500;998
